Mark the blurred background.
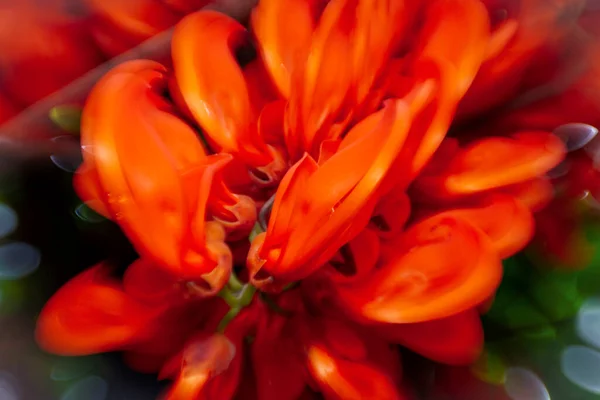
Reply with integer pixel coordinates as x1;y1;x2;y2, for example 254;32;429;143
2;0;600;399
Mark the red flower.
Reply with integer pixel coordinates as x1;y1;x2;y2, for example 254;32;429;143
35;0;581;398
0;4;103;107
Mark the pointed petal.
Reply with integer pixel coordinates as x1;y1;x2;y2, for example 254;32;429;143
260;153;318;256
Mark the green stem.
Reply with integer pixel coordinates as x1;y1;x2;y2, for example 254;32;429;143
238;284;257;307
228;273;244;292
218;286;239;308
216;270;258;332
217;307;241;333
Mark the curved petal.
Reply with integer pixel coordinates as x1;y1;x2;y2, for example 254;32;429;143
372;309;484;365
337;214;503;323
447;131;565;192
414;131;566;198
172;10;271;167
81;60;232;279
35;264;157;356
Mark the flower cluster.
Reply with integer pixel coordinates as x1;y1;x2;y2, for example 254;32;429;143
35;0;595;398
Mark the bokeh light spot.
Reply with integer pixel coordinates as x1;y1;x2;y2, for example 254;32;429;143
0;242;41;280
546;160;570;179
0;372;20;400
0;204;17;239
561;345;600;394
504;367;550;400
554;123;598;152
576;297;600;349
74;204;106;223
50;136;83;173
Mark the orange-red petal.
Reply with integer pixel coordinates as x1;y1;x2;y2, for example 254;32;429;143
336;214;503;323
36;264;157;356
306;344;405;400
172;10;271;167
414;131;566;198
